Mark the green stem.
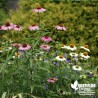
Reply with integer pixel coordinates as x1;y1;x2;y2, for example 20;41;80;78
38;12;40;24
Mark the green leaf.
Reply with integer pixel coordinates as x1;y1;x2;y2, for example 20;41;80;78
30;85;34;93
30;58;33;68
38;67;51;73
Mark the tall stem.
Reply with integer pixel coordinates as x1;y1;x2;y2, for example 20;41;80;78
38;12;40;24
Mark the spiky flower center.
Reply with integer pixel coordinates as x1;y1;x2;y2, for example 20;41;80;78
61;44;65;47
16;25;20;28
83;52;88;56
59;23;64;27
84;45;88;48
36;6;42;9
50;78;55;80
50;78;58;81
22;44;27;47
6;22;10;26
32;24;36;26
43;45;47;48
59;56;64;59
72;53;75;56
15;44;20;48
70;44;75;48
44;36;48;39
60;90;64;94
75;65;79;68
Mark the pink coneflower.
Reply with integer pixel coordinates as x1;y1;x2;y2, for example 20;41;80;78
41;36;52;42
55;24;66;31
32;6;46;13
19;44;31;51
13;25;22;31
12;43;21;48
29;24;39;31
40;44;50;51
47;78;58;83
1;22;14;30
0;26;2;30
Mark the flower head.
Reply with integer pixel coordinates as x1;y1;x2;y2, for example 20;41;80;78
66;59;70;63
55;24;66;31
29;24;39;31
72;65;82;71
57;89;65;95
53;61;59;66
7;47;13;50
41;36;52;42
1;22;14;30
69;52;78;57
12;43;21;48
0;26;2;30
15;52;22;58
19;44;31;51
40;44;50;51
80;45;90;52
0;50;3;53
47;77;58;83
32;6;46;13
67;44;77;51
80;52;90;60
80;75;87;79
61;44;68;49
13;25;22;31
87;72;94;77
55;55;66;61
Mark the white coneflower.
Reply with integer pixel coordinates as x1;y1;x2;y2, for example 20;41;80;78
55;56;66;61
72;65;82;71
8;62;12;65
80;52;90;59
80;45;90;52
2;42;6;44
57;89;66;95
15;52;22;58
13;52;22;58
5;47;13;51
69;52;78;57
8;47;12;50
61;44;68;49
67;44;77;51
80;75;87;79
0;50;3;53
66;92;71;95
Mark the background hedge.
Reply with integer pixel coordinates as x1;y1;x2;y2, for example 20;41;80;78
1;0;98;64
